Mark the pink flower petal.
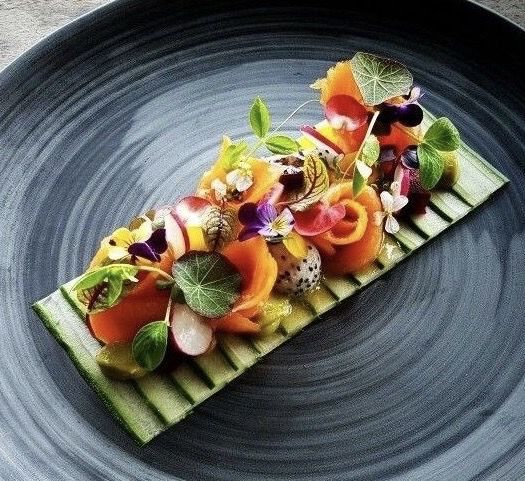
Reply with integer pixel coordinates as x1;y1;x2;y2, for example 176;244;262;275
324;95;368;132
294;202;346;236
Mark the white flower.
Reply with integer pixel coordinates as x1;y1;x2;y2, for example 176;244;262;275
211;178;227;201
226;168;253;193
373;188;409;234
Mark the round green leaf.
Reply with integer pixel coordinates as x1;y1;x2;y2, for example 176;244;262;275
350;52;413;106
418;143;445;190
173;251;242;318
132;321;168;371
423;117;460;151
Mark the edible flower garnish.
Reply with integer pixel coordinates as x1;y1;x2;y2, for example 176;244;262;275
374;181;409;234
238;202;294;241
106;221;167;263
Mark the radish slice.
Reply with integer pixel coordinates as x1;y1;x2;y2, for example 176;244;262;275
324;95;368;132
294;202;346;236
173;196;210;226
170;304;214;356
164;213;189;260
300;125;344;155
300;125;345;169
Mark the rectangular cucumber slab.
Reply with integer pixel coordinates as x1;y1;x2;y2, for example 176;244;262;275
32;110;509;444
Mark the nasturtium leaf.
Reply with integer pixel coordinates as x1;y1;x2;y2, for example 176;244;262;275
350;52;413;106
249;96;271;138
132;321;168;371
361;134;380;166
173;251;241;318
288;154;329;212
418;142;445;190
265;135;299;155
423;117;460;151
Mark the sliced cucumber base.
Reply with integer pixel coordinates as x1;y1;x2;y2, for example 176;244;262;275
33;109;508;444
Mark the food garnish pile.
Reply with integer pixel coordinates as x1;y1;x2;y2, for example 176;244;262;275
72;53;461;379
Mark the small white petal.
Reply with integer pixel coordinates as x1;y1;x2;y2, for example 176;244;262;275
225;169;240;186
392;195;409;212
211;178;227;200
385;214;400;234
235;174;253;192
380;190;394;213
356;160;372;179
390;180;401;197
373;211;387;226
107;246;129;260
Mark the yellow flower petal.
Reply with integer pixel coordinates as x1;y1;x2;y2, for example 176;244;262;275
283;231;308;258
187;226;208;251
110;227;134;247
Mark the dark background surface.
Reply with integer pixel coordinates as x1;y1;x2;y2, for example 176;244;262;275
0;1;524;480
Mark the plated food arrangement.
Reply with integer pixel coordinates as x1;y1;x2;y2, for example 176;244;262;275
33;53;508;444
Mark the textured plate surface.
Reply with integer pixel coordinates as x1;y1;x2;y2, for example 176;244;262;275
1;1;524;480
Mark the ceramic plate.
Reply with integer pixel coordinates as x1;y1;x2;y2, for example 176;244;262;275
1;1;524;479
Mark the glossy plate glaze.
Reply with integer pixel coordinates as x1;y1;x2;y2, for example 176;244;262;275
1;1;524;480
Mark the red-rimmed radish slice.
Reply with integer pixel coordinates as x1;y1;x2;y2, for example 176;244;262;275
172;196;210;226
164;213;189;260
294;202;346;236
300;125;344;169
170;304;214;356
324;95;368;132
301;125;344;154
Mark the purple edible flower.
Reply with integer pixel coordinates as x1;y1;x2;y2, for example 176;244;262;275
128;228;168;262
238;202;294;241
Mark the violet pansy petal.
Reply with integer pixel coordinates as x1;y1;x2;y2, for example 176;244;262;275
128;242;161;262
238;202;259;225
256;202;277;225
238;226;261;241
146;228;168;254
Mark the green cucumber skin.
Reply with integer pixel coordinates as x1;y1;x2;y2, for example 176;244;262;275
32;300;152;446
32;108;509;444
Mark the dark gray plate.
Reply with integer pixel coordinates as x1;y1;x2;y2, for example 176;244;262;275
1;1;524;480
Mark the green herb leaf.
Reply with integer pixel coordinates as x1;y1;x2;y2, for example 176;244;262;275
350;52;413;106
361;134;380;166
132;321;168;371
264;135;299;155
287;154;329;211
249;96;271;138
352;168;367;197
173;251;242;318
418;143;445;190
221;141;249;170
72;264;139;313
423;117;460;152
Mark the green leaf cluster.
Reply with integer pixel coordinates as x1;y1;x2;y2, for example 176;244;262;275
72;264;139;313
418;117;460;189
249;96;299;155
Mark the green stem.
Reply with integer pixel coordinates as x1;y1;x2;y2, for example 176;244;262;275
341;110;380;181
245;99;318;158
134;265;174;281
